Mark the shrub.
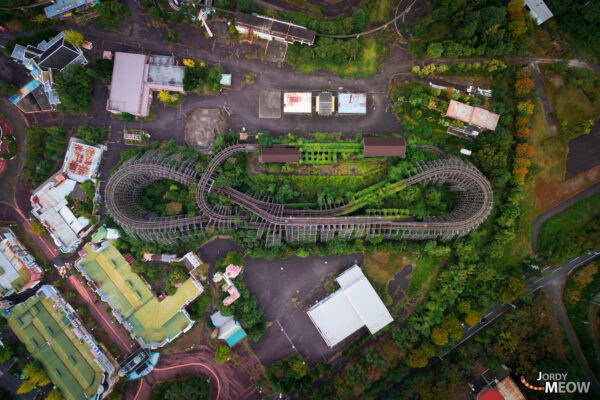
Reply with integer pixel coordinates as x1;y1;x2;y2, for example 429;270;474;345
215;345;231;364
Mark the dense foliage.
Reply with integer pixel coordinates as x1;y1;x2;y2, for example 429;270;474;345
141;179;197;217
22;126;68;185
76;125;106;145
152;376;210;400
95;0;130;30
547;0;600;61
410;0;533;58
54;64;94;113
266;353;331;394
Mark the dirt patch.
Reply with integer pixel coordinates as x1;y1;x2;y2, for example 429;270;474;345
387;264;413;304
533;165;600;211
548;72;565;88
363;251;411;286
185;108;224;150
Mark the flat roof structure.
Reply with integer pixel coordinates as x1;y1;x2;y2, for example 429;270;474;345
307;265;393;347
283;92;312;114
259;90;282;119
45;0;96;19
0;228;42;298
446;100;499;131
76;243;203;348
524;0;553;25
259;147;301;163
337;93;367;114
63;138;103;183
6;285;115;400
107;52;149;116
363;136;406;157
235;12;315;45
316;92;334;116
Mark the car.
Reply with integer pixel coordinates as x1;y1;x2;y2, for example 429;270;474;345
0;26;8;33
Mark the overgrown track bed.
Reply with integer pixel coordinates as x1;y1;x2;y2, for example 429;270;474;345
106;145;493;246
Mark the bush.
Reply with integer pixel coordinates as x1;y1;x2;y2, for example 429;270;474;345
237;0;254;13
96;0;131;30
152;376;210;400
54;64;93;113
215;345;231;364
118;112;135;121
2;135;18;160
76;126;106;145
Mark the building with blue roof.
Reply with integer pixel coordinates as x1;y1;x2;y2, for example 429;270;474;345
45;0;99;20
337;93;367;114
210;311;247;347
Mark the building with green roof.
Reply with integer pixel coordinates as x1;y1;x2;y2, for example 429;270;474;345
6;285;116;400
75;242;203;348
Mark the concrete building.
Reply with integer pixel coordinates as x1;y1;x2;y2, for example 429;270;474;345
75;242;204;348
210;311;247;347
283;92;312;114
30;138;103;253
259;147;301;163
363;136;406;157
445;100;500;131
5;285;115;400
10;31;87;112
234;12;315;45
337;93;367;114
0;228;43;298
107;52;185;117
307;265;393;347
44;0;98;19
524;0;553;25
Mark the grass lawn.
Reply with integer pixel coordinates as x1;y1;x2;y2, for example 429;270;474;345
564;262;600;379
537;192;600;255
406;253;442;298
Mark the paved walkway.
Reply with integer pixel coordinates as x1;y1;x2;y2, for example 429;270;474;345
530;62;557;135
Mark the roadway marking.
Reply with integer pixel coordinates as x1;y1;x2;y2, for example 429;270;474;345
535;278;543;284
533;286;542;292
542;266;551;272
484;312;493;318
552;268;560;274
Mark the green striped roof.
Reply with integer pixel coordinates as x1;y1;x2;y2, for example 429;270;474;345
7;291;104;400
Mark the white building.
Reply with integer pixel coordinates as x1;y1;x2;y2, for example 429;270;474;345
283;92;312;114
107;52;185;117
524;0;553;25
307;265;393;347
0;228;43;297
30;138;103;253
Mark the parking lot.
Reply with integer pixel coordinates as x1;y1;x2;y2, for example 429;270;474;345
244;252;365;366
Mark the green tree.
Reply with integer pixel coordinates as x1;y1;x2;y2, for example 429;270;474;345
351;9;366;32
0;345;14;363
96;0;131;30
407;348;428;368
464;309;481;326
258;132;274;148
498;276;527;303
76;125;107;145
46;389;63;400
237;0;254;13
215;345;231;364
426;42;444;58
17;362;51;394
30;222;47;236
54;64;93;113
63;30;84;47
431;326;448;346
148;6;163;20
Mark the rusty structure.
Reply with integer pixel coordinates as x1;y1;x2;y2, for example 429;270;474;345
105;144;493;246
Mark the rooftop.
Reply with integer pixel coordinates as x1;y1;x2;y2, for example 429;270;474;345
446;100;499;131
235;12;315;44
6;285;114;400
337;93;367;114
524;0;553;25
44;0;96;19
107;52;148;116
307;265;393;347
63;138;103;183
0;228;42;297
317;92;334;116
259;147;301;163
363;136;406;157
283;92;312;113
77;244;203;348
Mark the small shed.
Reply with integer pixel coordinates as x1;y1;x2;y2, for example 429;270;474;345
337;93;367;114
283;92;312;114
316;92;334;116
363;136;406;157
259;147;301;163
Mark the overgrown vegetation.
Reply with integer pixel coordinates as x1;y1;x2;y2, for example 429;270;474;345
54;64;94;113
152;375;210;400
22;126;69;185
266;353;331;394
66;180;97;225
409;0;533;59
76;126;107;145
141;179;197;217
538;193;600;265
95;0;130;31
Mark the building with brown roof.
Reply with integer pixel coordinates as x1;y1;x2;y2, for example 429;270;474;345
259;147;301;163
362;136;406;157
234;13;315;45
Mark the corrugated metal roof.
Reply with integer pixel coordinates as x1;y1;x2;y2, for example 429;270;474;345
524;0;553;25
337;93;367;114
283;92;312;113
307;265;393;347
446;100;499;131
363;136;406;157
107;52;148;115
63;138;103;183
259;147;301;163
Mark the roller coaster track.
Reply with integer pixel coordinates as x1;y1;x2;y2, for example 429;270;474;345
105;144;493;246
